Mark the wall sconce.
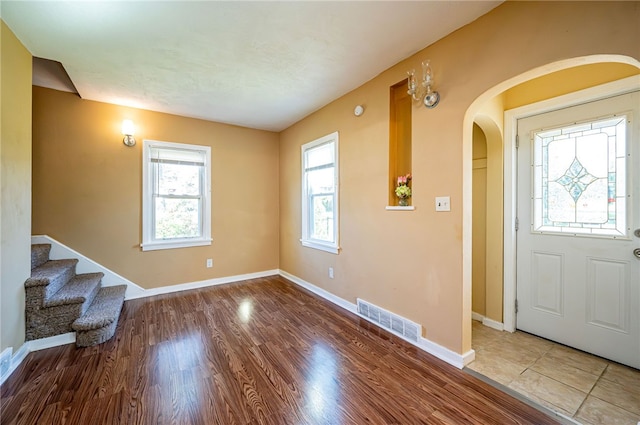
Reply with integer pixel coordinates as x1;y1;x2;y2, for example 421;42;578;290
407;59;440;108
122;119;136;147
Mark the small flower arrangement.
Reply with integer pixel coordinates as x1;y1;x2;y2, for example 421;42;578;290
395;173;412;206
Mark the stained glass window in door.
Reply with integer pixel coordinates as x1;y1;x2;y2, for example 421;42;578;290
533;115;627;237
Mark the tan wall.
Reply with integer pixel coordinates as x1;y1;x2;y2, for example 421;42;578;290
279;1;640;354
504;62;640;110
471;124;487;317
474;95;505;325
1;21;32;352
32;87;279;289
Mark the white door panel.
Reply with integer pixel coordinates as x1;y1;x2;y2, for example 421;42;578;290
517;91;640;369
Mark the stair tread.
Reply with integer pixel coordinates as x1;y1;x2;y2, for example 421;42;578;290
72;285;127;331
25;259;78;287
44;272;104;307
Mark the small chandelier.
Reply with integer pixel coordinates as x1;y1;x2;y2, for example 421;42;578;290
407;59;440;108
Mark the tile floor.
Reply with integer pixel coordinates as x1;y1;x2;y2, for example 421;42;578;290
467;320;640;425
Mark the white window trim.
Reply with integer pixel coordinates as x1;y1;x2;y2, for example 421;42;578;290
301;132;340;254
142;139;212;251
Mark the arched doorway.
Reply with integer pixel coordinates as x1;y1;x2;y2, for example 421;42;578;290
464;56;640;421
465;56;640;340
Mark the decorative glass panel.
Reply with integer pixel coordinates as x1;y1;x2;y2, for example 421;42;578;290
533;116;627;237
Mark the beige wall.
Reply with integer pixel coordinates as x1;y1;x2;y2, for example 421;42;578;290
32;87;280;288
471;124;487;317
474;95;505;325
279;1;640;354
1;21;32;352
504;62;640;110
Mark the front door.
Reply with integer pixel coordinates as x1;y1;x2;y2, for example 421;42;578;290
516;90;640;369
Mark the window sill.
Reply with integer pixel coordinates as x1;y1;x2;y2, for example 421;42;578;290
141;238;212;252
385;206;415;211
300;239;340;254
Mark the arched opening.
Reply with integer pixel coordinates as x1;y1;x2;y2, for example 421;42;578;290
471;114;504;330
463;55;640;419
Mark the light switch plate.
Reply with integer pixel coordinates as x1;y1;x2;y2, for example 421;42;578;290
435;196;450;212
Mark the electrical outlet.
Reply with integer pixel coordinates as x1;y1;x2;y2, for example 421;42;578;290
435;196;451;212
328;267;334;279
206;259;213;268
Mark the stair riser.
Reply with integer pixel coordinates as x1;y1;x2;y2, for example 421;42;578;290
78;283;101;317
25;286;49;312
31;244;51;270
26;281;101;340
25;303;85;341
76;318;120;347
43;266;77;300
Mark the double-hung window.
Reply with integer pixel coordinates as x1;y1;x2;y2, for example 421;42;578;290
301;132;339;254
142;140;211;251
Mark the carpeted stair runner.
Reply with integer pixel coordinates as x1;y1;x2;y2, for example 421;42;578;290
25;243;127;347
72;286;127;347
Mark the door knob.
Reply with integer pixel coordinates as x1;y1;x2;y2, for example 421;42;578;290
634;248;640;259
634;228;640;238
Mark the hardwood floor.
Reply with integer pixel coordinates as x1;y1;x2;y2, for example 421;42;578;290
1;276;558;424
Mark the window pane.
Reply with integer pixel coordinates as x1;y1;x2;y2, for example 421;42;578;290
306;167;334;195
157;163;201;196
533;116;626;237
305;143;334;170
310;194;334;242
155;197;201;239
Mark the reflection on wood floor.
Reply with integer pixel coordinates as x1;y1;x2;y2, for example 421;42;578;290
2;276;558;424
468;320;640;425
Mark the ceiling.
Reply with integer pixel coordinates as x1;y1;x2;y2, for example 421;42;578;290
2;1;502;132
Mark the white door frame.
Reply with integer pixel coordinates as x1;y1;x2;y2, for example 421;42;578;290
502;75;640;332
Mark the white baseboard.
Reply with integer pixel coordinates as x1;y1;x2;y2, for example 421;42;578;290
417;336;476;368
472;311;484;322
471;311;505;331
28;333;76;351
482;317;504;331
0;333;75;386
126;269;280;300
278;270;474;369
278;270;357;314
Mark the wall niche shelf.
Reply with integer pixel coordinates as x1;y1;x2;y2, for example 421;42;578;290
385;206;415;211
389;79;413;208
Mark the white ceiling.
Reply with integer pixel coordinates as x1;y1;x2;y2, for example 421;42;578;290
2;1;501;132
